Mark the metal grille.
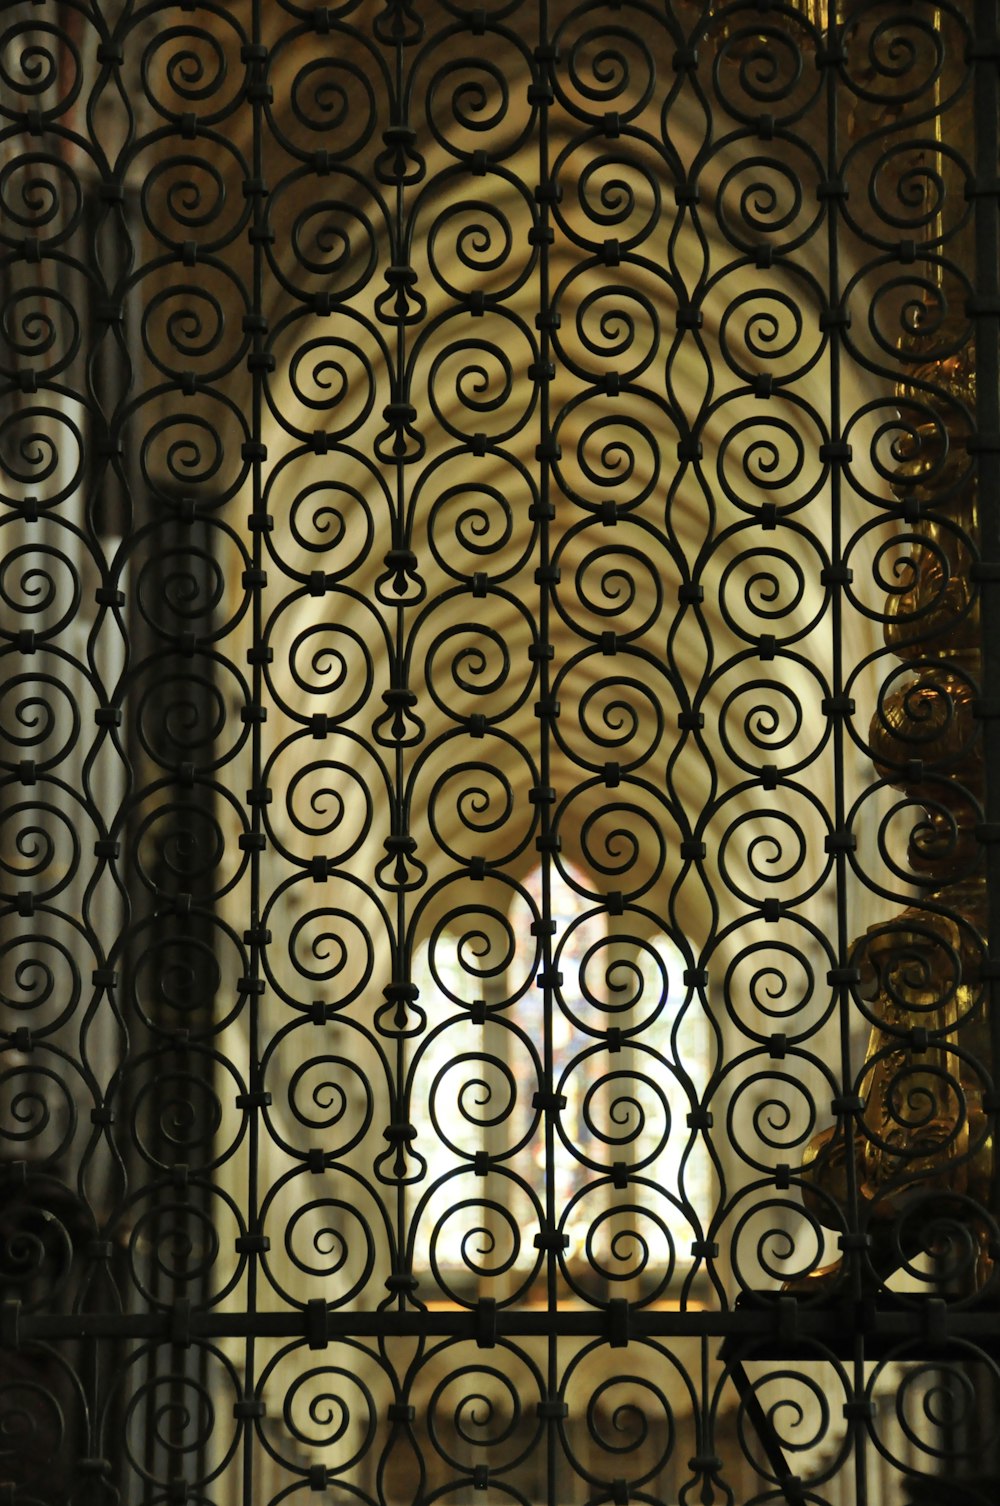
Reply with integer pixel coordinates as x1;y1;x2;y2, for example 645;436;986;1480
2;2;1000;1502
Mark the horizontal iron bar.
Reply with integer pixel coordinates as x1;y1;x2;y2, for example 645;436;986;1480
14;1301;1000;1352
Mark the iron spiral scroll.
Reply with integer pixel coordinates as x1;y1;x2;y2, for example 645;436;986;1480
1;1;1000;1502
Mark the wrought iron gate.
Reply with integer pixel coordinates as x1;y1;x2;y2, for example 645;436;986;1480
2;1;1000;1502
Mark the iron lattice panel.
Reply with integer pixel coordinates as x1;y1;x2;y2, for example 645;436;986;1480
1;1;1000;1503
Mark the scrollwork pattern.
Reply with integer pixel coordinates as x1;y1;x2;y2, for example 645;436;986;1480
2;1;995;1501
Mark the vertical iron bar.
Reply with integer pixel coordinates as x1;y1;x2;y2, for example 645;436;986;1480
244;2;267;1498
822;3;872;1491
824;4;868;1502
392;3;408;1328
823;0;861;1314
535;2;557;1501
